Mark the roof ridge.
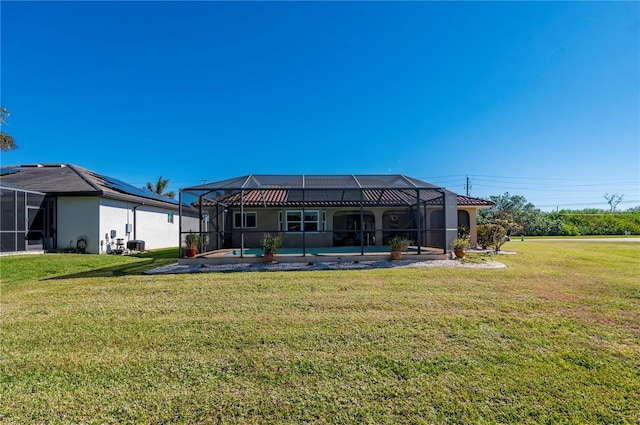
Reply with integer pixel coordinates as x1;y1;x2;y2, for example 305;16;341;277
65;164;103;193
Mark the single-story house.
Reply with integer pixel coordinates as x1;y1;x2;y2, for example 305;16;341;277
179;174;493;256
0;163;197;255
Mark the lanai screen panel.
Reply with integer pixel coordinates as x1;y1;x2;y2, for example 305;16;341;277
181;173;451;211
179;174;453;253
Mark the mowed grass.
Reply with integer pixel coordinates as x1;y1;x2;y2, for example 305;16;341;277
1;242;638;423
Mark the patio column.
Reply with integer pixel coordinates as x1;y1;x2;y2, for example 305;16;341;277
179;190;183;257
416;189;421;254
302;186;306;257
198;194;203;254
373;210;384;246
360;188;365;255
443;189;458;254
240;190;244;258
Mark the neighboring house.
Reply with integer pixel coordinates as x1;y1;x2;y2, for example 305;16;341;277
0;164;196;254
180;174;493;254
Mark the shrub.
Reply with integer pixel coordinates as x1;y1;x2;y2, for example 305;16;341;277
457;225;470;240
450;237;471;251
259;233;283;255
389;236;411;252
184;231;200;249
561;223;580;236
477;223;508;252
477;224;494;249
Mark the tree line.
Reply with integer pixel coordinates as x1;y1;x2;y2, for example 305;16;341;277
478;193;640;237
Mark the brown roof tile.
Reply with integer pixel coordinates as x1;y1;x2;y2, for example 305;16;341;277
196;188;493;208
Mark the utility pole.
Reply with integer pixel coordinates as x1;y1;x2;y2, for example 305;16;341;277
465;175;471;196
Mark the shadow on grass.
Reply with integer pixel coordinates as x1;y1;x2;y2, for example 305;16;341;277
50;248;179;280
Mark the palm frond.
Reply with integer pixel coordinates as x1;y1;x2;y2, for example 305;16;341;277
0;132;17;151
146;176;174;198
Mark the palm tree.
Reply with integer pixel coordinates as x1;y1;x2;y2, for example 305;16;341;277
146;176;175;199
0;106;17;151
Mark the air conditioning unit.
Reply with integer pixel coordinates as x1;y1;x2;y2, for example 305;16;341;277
127;240;145;252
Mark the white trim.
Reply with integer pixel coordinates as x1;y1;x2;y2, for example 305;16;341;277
285;210;319;232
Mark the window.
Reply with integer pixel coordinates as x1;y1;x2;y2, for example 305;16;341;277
285;210;319;232
233;212;257;228
286;211;301;231
304;211;319;232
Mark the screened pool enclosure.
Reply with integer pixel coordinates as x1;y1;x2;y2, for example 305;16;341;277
179;175;460;258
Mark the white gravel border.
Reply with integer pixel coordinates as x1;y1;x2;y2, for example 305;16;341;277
145;258;506;275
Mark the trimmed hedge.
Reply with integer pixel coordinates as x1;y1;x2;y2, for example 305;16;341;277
561;211;640;235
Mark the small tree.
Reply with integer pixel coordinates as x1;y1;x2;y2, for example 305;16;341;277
478;192;541;236
477;223;508;252
490;225;509;252
477;224;493;249
604;193;624;212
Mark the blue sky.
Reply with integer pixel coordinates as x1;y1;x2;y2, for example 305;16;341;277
1;1;638;211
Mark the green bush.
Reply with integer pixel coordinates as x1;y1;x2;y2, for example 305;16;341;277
562;211;640;235
477;224;493;249
477;223;508;251
477;192;639;236
561;223;580;236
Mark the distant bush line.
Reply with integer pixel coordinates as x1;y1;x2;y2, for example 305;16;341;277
525;210;640;236
477;193;639;237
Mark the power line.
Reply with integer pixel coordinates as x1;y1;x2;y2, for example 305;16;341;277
467;174;637;183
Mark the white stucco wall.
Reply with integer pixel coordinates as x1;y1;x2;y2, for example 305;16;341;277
53;196;201;254
57;196;101;253
128;204;177;249
98;198;136;253
99;199;186;252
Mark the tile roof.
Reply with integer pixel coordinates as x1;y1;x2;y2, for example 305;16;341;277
456;194;495;207
195;187;493;208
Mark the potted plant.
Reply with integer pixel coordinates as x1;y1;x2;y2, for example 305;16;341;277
389;235;411;260
450;237;470;258
184;231;200;258
259;233;283;263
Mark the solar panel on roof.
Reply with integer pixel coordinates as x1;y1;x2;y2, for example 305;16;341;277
89;171;179;205
0;168;20;177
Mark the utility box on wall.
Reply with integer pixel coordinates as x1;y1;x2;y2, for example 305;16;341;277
125;223;132;234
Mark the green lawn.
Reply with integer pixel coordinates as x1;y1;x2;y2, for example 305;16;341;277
1;242;639;423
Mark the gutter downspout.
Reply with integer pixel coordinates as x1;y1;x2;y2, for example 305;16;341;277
133;203;145;240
